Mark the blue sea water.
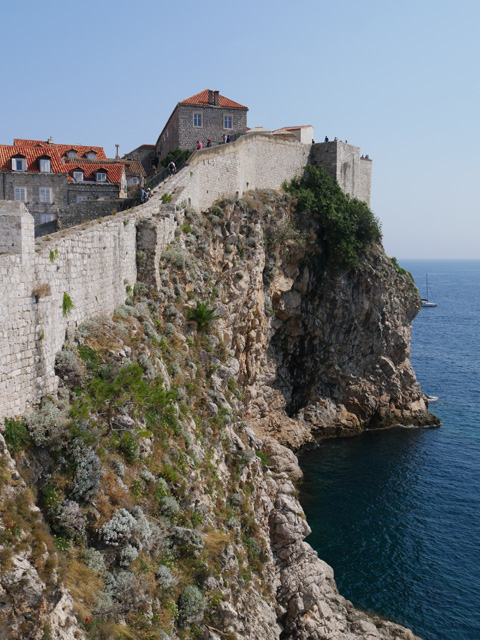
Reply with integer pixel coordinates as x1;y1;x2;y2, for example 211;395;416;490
298;260;480;640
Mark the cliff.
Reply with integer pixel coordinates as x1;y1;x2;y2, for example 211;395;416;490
0;182;437;639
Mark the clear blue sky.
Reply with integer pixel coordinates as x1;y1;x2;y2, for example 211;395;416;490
2;0;479;260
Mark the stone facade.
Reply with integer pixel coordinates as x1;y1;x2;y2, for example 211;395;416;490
123;144;157;175
66;181;123;204
310;140;372;206
156;90;248;163
0;171;66;224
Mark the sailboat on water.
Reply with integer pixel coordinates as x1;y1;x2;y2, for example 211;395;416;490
421;274;437;307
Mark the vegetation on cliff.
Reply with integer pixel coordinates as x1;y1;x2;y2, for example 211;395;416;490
0;187;430;640
284;165;382;267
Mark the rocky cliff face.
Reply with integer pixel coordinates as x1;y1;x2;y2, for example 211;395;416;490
0;188;436;639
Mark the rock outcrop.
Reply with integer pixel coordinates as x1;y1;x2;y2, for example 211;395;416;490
0;187;435;639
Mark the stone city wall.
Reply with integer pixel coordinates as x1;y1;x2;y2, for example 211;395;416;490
310;141;372;206
0;203;140;420
157;132;311;212
0;134;317;421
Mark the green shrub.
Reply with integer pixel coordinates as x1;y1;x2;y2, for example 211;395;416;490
118;432;140;463
186;302;217;332
4;418;30;453
62;292;74;316
284;165;381;267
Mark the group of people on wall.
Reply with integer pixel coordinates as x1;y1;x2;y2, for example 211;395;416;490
196;134;231;150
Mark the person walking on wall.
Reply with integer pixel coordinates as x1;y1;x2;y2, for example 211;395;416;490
197;140;203;150
207;138;212;147
226;135;231;143
223;134;227;144
168;161;176;176
324;136;329;142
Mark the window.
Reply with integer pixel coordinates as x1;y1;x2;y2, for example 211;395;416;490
224;115;233;129
193;113;202;127
39;158;51;173
67;150;77;158
14;186;27;202
73;171;84;182
12;157;26;171
86;151;96;159
130;177;139;184
76;195;88;202
39;187;52;203
96;171;107;182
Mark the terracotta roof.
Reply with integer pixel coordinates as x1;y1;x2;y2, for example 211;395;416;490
66;162;124;184
0;145;68;173
179;90;247;110
64;157;146;177
121;160;146;177
14;139;107;159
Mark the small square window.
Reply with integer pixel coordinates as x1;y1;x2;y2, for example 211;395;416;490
73;171;84;182
12;158;26;171
96;172;107;182
39;158;51;173
39;187;52;203
86;151;96;159
224;115;233;129
14;186;27;202
76;195;88;202
67;150;78;158
193;113;202;128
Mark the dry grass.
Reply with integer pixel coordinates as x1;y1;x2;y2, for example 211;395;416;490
65;555;103;612
32;283;52;300
202;529;231;555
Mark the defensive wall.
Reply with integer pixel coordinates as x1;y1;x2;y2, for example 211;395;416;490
310;141;372;206
0;133;311;421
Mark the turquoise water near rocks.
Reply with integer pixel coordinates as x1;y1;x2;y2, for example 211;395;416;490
298;260;480;640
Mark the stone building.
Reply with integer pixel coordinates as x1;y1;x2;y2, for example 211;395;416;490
273;125;315;144
0;144;69;225
155;89;248;163
0;139;127;227
123;144;157;175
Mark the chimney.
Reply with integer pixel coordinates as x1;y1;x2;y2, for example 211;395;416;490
208;90;214;105
115;144;120;160
47;137;53;145
213;90;219;106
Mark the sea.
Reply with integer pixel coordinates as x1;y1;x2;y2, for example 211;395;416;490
298;259;480;640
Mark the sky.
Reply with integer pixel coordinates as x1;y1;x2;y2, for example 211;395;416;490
2;0;479;260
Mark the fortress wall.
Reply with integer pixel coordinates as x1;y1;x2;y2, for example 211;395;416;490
0;134;337;421
0;204;139;420
309;141;371;206
359;158;372;208
162;133;310;212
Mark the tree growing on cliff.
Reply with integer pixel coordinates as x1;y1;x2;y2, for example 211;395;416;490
284;165;382;267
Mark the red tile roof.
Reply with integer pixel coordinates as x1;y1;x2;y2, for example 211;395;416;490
14;139;107;159
0;145;68;173
179;90;247;109
66;162;125;184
